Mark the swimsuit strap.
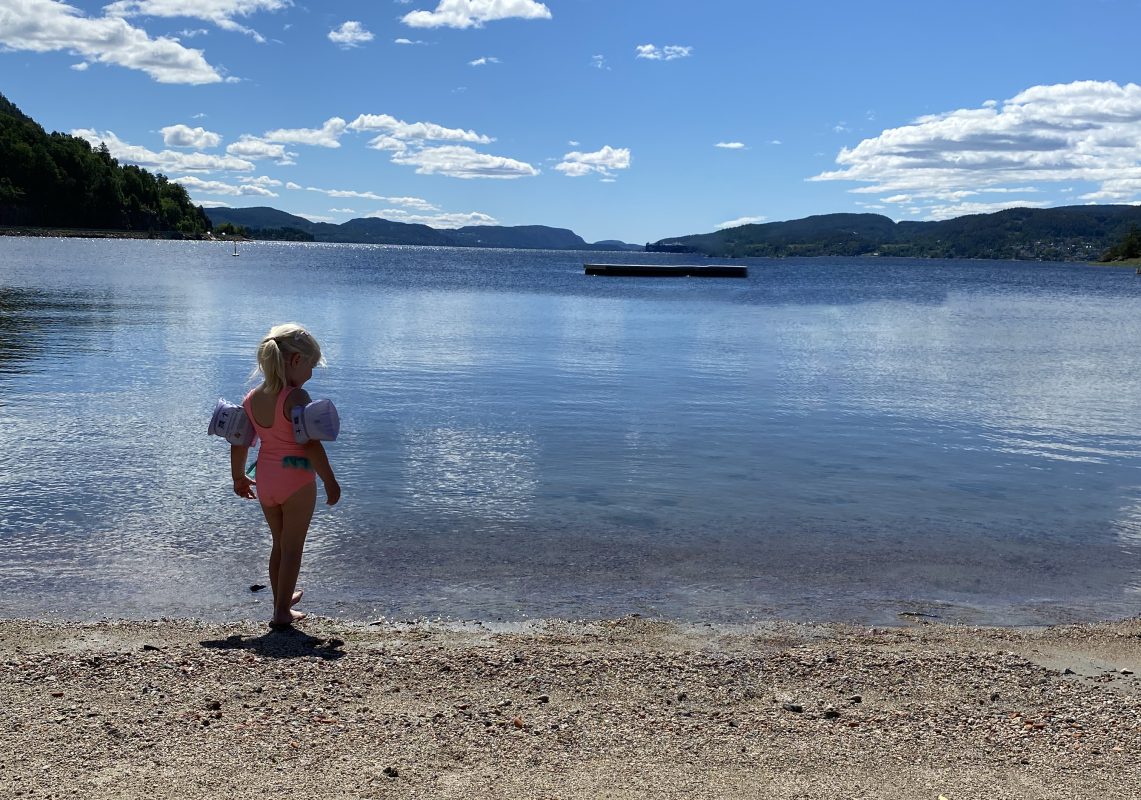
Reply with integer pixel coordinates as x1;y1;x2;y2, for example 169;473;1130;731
276;383;306;425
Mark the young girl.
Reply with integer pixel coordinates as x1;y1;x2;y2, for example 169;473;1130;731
230;323;341;629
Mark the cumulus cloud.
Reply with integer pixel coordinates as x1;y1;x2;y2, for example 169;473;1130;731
391;145;539;179
715;215;768;229
811;80;1141;217
347;113;535;179
402;0;551;29
0;0;223;84
161;124;222;149
469;56;499;66
263;117;347;148
225;135;291;161
305;187;441;209
394;37;427;45
555;145;631;178
348;113;492;144
306;186;383;201
174;175;278;197
240;175;282;187
72;129;255;172
635;44;692;61
103;0;290;43
715;141;745;150
368;208;499;228
329;20;373;48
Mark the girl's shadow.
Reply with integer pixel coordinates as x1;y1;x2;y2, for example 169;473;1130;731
200;628;346;660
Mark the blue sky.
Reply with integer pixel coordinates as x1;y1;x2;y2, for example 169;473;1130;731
2;0;1141;243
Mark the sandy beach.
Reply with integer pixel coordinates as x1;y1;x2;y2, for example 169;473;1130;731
1;615;1139;799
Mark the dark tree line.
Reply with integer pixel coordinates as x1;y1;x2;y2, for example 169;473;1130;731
0;93;211;235
1098;225;1141;262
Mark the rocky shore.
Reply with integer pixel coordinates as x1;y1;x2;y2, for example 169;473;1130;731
1;616;1139;799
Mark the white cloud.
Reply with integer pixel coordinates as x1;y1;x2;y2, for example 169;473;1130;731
306;186;383;201
469;56;499;66
103;0;290;44
812;80;1141;214
366;136;408;153
240;175;282;187
70;61;88;71
161;124;222;149
329;207;355;214
305;187;441;210
635;44;692;61
174;175;277;197
402;0;551;29
72;129;255;172
391;145;539;179
263;117;347;148
285;181;303;190
0;0;223;84
367;208;498;228
715;216;768;229
591;54;607;70
348;113;493;144
555;145;631;178
715;141;745;150
225;135;290;161
394;37;427;45
926;199;1051;221
329;20;373;48
383;196;440;211
348;113;533;179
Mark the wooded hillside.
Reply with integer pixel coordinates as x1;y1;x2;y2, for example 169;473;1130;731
0;93;210;236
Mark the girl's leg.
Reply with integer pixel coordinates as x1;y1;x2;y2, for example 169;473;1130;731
259;502;306;619
271;482;317;626
258;503;285;610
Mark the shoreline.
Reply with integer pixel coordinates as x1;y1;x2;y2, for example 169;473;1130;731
3;615;1138;798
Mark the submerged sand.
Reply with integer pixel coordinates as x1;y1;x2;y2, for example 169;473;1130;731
1;615;1139;799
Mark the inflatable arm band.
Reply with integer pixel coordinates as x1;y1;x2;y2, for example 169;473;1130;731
291;399;340;444
208;398;259;447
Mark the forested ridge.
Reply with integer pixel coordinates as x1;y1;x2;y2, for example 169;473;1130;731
0;92;210;236
652;207;1141;261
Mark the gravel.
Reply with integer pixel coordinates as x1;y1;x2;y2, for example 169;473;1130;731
1;615;1139;799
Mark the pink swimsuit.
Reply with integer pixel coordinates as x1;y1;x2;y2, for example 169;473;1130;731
243;386;316;506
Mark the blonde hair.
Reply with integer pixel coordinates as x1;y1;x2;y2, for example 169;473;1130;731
252;323;325;394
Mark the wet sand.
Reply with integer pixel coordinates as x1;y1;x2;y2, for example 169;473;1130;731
1;615;1139;799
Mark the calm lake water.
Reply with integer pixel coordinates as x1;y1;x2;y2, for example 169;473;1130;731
1;237;1140;625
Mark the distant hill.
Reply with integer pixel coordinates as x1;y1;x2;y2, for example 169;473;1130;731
0;92;210;235
205;206;640;251
653;207;1141;261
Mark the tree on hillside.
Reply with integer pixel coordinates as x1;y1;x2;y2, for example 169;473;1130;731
1098;225;1141;262
0;92;211;235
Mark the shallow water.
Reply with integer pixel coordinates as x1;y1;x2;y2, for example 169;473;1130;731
1;237;1140;624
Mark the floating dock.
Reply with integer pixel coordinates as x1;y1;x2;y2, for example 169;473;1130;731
584;263;748;278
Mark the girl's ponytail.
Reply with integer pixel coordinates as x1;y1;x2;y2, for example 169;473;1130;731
250;323;324;393
256;336;287;394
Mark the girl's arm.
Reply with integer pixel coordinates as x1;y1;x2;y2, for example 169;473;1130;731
304;440;341;506
230;445;256;499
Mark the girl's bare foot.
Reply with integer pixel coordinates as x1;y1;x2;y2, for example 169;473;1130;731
269;609;307;629
291;589;303;606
